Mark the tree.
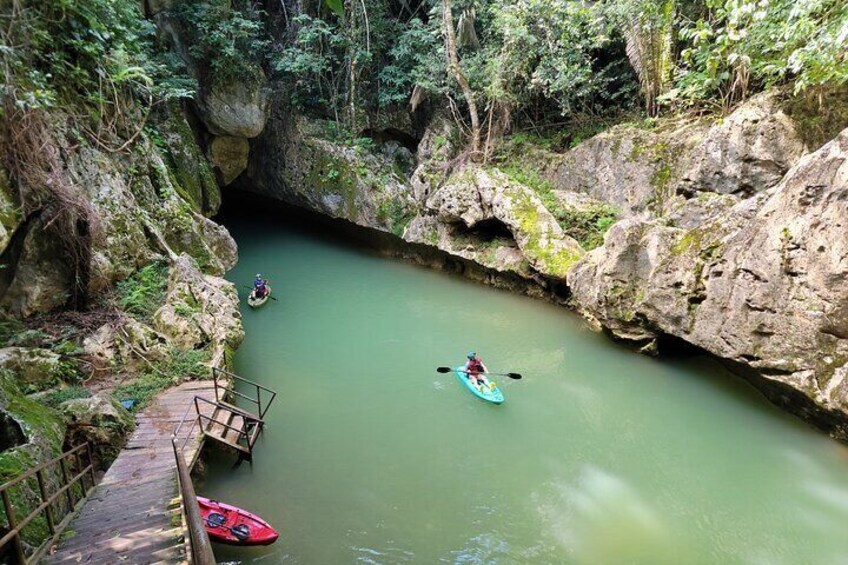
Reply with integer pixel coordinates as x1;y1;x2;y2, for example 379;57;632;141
442;0;481;157
610;0;676;117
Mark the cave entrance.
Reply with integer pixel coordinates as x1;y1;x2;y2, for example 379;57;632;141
468;218;515;243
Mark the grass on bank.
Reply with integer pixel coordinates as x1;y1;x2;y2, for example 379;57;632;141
113;347;209;412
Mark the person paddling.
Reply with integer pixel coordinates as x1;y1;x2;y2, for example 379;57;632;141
253;274;269;299
465;352;489;388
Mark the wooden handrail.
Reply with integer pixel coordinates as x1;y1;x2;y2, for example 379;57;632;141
172;438;216;565
0;443;95;564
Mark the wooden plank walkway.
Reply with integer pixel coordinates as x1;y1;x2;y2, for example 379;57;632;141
43;381;216;565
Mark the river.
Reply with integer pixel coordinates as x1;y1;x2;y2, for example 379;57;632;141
200;206;848;564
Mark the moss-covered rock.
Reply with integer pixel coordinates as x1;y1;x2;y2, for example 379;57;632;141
0;372;65;549
0;348;71;394
425;166;584;279
155;102;221;216
59;393;134;467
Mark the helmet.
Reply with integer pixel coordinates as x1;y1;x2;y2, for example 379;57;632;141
256;274;262;278
467;352;476;360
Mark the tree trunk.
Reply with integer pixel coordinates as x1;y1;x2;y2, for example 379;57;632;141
442;0;481;157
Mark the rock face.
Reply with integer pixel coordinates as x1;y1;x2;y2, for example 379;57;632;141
0;216;72;317
527;92;807;216
249;113;418;235
677;92;809;197
210;135;250;185
569;128;848;436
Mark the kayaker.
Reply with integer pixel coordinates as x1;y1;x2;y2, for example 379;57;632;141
465;352;489;387
253;274;269;298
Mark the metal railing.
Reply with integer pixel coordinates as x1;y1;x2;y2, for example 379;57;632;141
212;367;277;420
0;443;95;564
171;438;215;565
193;396;261;454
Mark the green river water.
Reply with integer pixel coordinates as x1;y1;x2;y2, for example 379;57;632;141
201;209;848;564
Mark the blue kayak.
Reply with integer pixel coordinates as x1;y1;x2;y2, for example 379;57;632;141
454;367;504;404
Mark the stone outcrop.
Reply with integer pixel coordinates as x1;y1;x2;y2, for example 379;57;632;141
198;77;270;139
0;348;65;394
249;114;418;235
569;128;848;436
527;92;807;217
0;373;65;547
154;254;244;367
210;135;250;185
676;92;809;197
59;393;134;466
421;166;584;278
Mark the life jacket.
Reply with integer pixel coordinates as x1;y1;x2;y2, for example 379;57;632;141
467;358;484;374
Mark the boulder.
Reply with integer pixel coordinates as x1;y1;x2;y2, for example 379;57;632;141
198;77;270;138
153;254;244;367
209;135;250;185
0;347;66;393
59;393;134;466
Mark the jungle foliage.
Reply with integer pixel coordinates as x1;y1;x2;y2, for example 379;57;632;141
2;0;846;153
266;0;847;155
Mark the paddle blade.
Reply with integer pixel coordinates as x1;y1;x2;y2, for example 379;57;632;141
436;367;453;373
507;373;522;380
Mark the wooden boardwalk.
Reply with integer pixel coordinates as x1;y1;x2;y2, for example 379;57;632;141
43;381;216;565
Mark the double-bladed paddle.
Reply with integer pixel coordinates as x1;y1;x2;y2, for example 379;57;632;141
436;366;522;380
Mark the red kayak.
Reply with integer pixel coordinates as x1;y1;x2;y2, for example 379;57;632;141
197;496;279;546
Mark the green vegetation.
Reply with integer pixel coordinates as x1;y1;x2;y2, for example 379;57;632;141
499;164;617;250
113;347;210;412
377;198;414;237
42;386;92;410
175;1;269;85
114;262;169;321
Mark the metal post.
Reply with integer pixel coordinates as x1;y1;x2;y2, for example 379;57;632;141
35;469;55;535
1;489;26;564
